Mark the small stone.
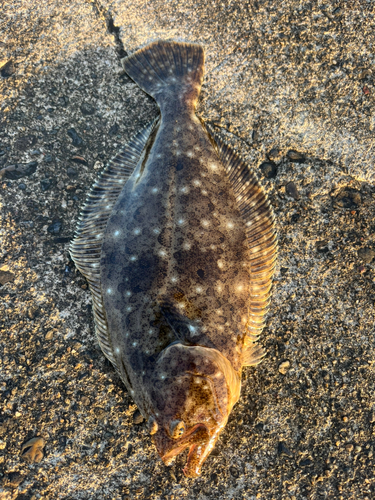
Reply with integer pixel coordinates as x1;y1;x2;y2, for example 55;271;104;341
27;306;39;319
316;240;329;253
67;167;77;177
40;178;53;191
287;150;305;162
133;409;144;424
45;331;54;340
0;270;14;285
44;154;53;163
18;183;26;190
6;471;24;488
57;181;64;189
342;416;348;422
268;147;281;160
345;443;354;452
70;155;87;165
14;134;37;152
299;458;313;467
21;436;45;463
358;247;375;264
354;445;362;454
67;128;83;147
278;360;290;375
81;396;90;406
47;220;62;234
80;102;95;115
278;441;292;456
334;187;361;209
285;181;300;200
0;59;15;77
109;123;119;135
2;161;38;180
259;161;278;179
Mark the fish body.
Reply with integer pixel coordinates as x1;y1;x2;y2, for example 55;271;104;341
70;41;277;477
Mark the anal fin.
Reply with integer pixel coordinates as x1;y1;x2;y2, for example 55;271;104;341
205;123;277;366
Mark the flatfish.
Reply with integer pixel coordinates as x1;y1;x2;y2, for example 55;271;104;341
70;40;277;477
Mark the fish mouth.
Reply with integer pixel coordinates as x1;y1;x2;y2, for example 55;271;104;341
155;423;210;472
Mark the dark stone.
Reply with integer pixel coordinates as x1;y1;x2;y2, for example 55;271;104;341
260;161;277;178
287;150;305;162
58;96;69;107
278;441;293;456
109;123;119;135
44;154;53;163
316;240;329;253
286;181;300;200
18;183;26;190
197;269;205;279
14;135;37;152
334;187;361;209
70;156;87;165
6;471;24;488
67;128;83;147
40;178;53;191
268;147;281;159
47;220;62;234
0;150;6;156
1;60;15;77
4;161;37;179
299;458;313;467
67;167;77;177
80;103;95;115
358;247;375;263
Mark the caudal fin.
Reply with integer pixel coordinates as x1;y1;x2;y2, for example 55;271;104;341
121;41;204;105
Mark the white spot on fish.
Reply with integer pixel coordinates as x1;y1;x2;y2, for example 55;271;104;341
183;242;191;250
201;189;208;196
107;288;112;294
193;179;201;187
186;151;194;158
130;255;137;261
114;230;120;236
227;221;234;229
153;228;161;234
180;186;189;194
115;347;120;353
171;276;178;283
196;286;203;293
152;187;158;193
132;341;137;346
126;306;132;312
210;163;218;171
126;291;132;296
134;228;141;235
178;219;185;225
159;249;167;258
217;260;224;269
201;219;210;228
189;324;197;334
96;233;102;239
156;153;162;158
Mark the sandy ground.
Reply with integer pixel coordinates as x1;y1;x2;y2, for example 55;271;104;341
1;0;375;499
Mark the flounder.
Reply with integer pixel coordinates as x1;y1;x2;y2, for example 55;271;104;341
70;40;277;477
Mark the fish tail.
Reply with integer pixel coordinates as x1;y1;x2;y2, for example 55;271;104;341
121;41;204;106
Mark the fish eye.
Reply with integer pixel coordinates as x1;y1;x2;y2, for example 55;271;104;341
169;420;185;439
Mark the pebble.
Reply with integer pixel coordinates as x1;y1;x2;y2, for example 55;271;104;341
57;180;65;189
299;458;313;467
279;360;290;375
71;155;88;165
133;409;144;424
267;147;281;161
14;134;37;152
80;103;95;115
285;181;299;200
109;123;119;135
67;167;77;177
1;161;38;180
259;161;278;179
18;183;26;190
278;441;292;456
44;154;53;163
287;150;305;162
27;306;39;319
67;128;83;147
315;240;329;253
345;443;354;452
21;436;45;463
40;178;53;191
0;270;14;285
45;331;54;340
0;59;15;77
81;396;90;406
6;472;24;488
47;220;62;234
358;247;375;264
334;187;361;209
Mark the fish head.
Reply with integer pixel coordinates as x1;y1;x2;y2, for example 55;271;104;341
147;343;240;477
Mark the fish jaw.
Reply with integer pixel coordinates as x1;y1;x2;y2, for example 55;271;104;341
153;421;225;478
153;423;210;469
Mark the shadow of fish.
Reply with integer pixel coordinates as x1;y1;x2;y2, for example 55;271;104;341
70;40;277;477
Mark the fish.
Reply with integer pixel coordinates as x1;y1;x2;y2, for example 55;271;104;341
70;40;277;477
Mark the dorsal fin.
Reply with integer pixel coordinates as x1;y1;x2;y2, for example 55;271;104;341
70;118;159;368
205;123;277;367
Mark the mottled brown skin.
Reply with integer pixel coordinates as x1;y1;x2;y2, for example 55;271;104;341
99;42;255;476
